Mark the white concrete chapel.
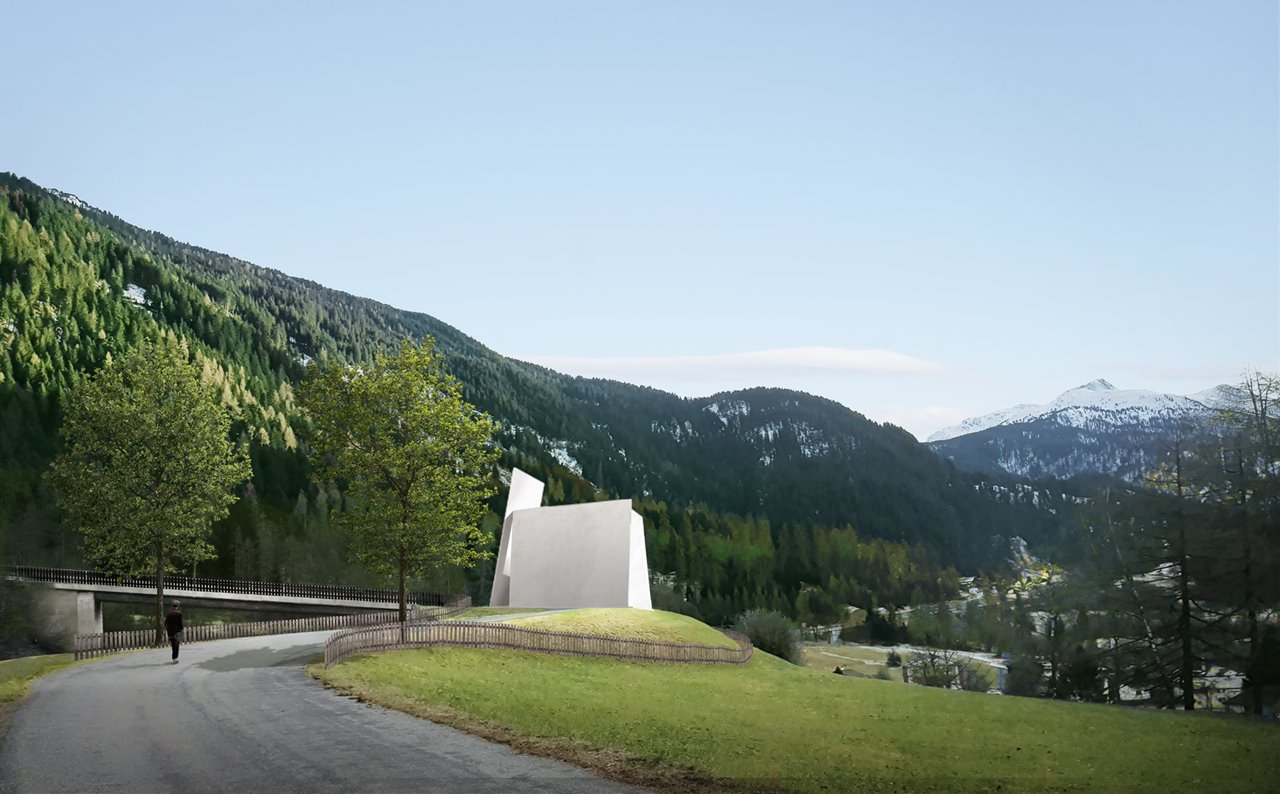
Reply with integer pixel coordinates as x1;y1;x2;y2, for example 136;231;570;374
489;468;652;610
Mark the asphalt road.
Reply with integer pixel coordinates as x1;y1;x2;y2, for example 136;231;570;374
0;630;642;793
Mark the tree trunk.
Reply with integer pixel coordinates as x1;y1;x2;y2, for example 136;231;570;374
1248;605;1263;715
1101;496;1163;688
1175;447;1194;711
398;543;407;623
1237;453;1264;716
1178;539;1193;710
1237;376;1275;715
1048;614;1062;698
155;543;166;646
398;543;407;646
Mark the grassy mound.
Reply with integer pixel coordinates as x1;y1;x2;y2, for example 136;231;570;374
505;608;741;649
313;610;1279;793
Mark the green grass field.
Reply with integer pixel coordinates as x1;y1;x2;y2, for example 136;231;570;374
0;654;75;703
800;643;908;680
800;645;1000;690
314;610;1279;793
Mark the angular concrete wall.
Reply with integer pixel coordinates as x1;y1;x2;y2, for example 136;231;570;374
627;510;652;609
505;500;651;609
490;468;651;610
490;468;544;608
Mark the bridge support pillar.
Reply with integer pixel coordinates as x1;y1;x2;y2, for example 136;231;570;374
29;588;102;652
77;591;103;636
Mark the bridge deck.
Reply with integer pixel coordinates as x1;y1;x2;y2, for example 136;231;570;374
27;580;407;612
6;566;449;614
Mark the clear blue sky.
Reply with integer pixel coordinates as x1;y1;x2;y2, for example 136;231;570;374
6;1;1277;438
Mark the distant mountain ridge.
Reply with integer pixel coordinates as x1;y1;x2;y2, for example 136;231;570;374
927;379;1230;481
0;171;1086;595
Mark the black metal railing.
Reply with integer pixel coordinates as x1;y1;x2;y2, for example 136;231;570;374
7;565;452;606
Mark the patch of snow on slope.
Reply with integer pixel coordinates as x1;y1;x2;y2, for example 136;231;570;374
650;419;697;441
756;420;783;443
703;399;751;426
50;189;89;210
124;283;150;306
547;441;583;476
509;426;585;476
794;422;833;457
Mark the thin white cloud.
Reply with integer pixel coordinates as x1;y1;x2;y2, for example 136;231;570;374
518;347;941;381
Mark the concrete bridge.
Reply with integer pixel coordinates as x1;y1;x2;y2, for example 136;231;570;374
7;566;450;651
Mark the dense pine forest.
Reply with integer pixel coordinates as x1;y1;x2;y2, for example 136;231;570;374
0;173;1091;624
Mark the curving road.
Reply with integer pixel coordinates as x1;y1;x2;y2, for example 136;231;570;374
0;631;641;793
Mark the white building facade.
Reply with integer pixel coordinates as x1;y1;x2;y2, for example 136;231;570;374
489;468;652;610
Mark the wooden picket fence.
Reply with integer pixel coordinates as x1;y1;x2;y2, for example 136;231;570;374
73;596;472;660
324;619;753;667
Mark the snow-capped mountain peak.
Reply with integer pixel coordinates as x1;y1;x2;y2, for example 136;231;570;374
927;380;1221;443
1187;384;1239;409
925;403;1039;443
1073;378;1115;392
927;379;1232;481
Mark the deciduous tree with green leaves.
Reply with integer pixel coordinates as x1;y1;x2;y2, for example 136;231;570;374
300;337;498;622
46;339;251;642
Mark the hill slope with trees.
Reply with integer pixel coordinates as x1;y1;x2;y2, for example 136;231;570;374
0;173;1089;622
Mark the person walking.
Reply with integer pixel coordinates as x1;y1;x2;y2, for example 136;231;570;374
165;602;184;664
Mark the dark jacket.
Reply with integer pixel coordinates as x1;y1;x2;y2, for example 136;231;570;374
165;610;184;637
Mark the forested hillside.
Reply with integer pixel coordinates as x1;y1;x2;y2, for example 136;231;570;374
0;173;1090;622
